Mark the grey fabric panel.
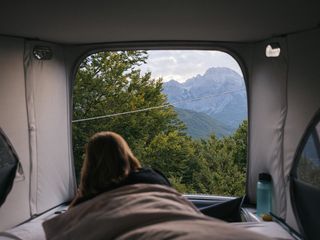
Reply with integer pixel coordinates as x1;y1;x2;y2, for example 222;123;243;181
292;179;320;240
0;37;30;231
285;185;299;232
284;29;320;180
247;39;287;218
232;222;293;239
0;233;22;240
0;1;320;43
24;41;75;214
284;29;320;226
3;205;67;240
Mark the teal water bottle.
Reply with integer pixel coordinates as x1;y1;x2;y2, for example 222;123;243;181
256;173;272;217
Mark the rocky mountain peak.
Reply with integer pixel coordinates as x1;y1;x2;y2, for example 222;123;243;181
163;67;247;129
165;79;181;87
183;67;243;89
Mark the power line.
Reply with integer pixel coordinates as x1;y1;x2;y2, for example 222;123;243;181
72;88;245;123
73;104;171;123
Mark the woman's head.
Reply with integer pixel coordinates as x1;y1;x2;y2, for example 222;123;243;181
79;131;141;196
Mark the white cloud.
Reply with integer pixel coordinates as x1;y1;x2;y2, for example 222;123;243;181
139;50;243;82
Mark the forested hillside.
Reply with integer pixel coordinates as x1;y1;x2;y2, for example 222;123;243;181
72;51;247;196
175;108;232;138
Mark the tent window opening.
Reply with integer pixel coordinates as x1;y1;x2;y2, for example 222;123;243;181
297;123;320;188
72;50;248;196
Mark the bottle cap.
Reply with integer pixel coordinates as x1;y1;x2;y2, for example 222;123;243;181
259;173;271;181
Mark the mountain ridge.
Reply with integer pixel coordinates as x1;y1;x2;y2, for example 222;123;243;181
163;67;247;137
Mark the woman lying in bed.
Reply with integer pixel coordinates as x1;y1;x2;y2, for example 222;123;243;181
69;131;171;208
43;131;270;240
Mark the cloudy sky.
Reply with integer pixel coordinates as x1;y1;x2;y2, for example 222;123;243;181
139;50;243;83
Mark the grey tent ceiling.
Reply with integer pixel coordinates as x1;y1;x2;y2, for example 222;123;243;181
0;1;319;44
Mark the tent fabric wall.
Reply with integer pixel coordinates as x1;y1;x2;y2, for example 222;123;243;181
0;38;76;230
246;29;320;230
284;29;320;229
0;37;31;231
24;41;76;214
247;38;288;218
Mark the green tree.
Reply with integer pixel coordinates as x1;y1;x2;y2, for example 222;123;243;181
194;124;247;196
298;157;320;188
73;51;184;178
232;120;248;170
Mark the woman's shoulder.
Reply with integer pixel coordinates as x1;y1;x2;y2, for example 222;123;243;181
127;167;171;187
